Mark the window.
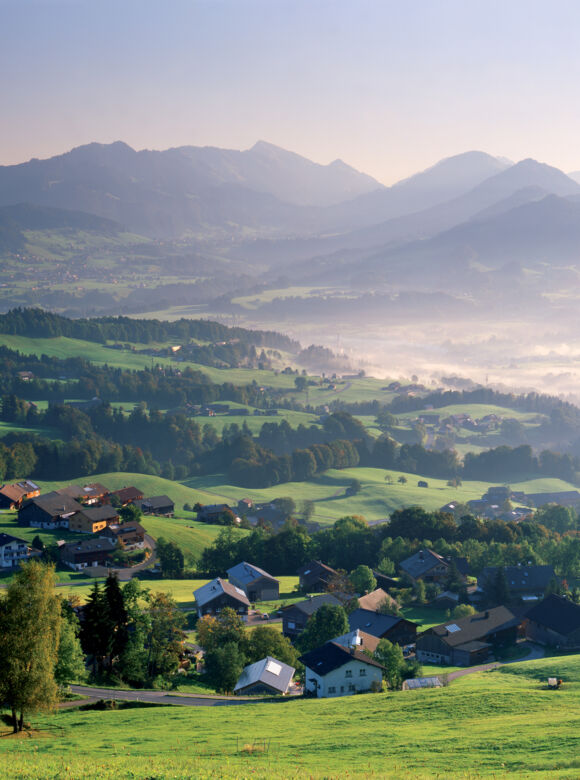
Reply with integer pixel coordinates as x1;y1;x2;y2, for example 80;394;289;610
348;684;355;692
287;621;295;629
345;670;352;678
359;668;366;676
328;686;336;694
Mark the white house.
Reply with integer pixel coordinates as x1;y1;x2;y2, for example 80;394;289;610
299;640;384;698
0;533;30;568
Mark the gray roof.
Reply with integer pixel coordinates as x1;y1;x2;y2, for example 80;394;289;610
22;492;84;517
80;506;119;522
479;565;556;594
142;495;174;510
400;549;448;579
234;656;295;694
193;577;251;609
526;491;580;507
227;561;278;586
525;594;580;636
286;593;343;617
61;537;116;554
299;641;384;676
0;532;28;548
348;608;405;638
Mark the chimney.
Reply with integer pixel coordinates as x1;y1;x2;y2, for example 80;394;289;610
419;551;424;560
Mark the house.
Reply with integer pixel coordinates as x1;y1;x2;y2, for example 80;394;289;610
525;491;580;508
102;522;146;549
373;571;398;591
237;498;254;515
139;495;175;517
18;492;84;529
524;594;580;649
282;594;344;639
348;608;417;645
0;480;40;510
234;656;295;696
297;560;338;592
68;505;120;534
193;577;250;619
59;537;116;571
399;549;458;584
416;606;520;666
476;565;556;603
299;641;384;697
332;628;381;655
196;504;233;523
227;562;279;602
109;486;144;506
357;588;398;613
56;483;110;506
0;533;30;568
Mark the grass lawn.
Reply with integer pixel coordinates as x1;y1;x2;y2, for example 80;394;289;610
0;656;578;778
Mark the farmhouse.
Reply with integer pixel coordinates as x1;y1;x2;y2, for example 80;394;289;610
193;577;250;619
357;588;398;613
525;490;580;508
476;565;556;602
332;628;381;655
59;537;117;570
196;504;234;523
68;505;120;534
138;495;175;517
297;560;338;592
399;549;464;584
282;594;344;639
110;486;144;506
18;492;83;529
56;483;110;506
234;656;295;696
0;533;30;568
300;641;384;698
524;594;580;649
227;561;279;601
416;606;520;666
348;608;417;645
0;480;40;509
102;522;146;549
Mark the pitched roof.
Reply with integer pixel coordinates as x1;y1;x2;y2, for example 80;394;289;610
227;561;278;586
105;522;145;537
526;491;580;507
193;577;251;609
142;495;174;510
357;588;397;612
332;628;381;655
400;549;448;579
525;594;580;636
111;486;143;503
22;492;84;516
479;565;556;594
234;656;295;694
299;641;384;677
426;606;519;648
57;483;110;500
80;506;119;522
296;560;338;581
61;537;116;554
286;593;343;617
0;480;39;502
0;532;28;547
348;608;405;638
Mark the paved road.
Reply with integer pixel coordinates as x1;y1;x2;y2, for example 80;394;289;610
70;685;255;707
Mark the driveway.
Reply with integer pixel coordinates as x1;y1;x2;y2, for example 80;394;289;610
446;641;544;681
69;685;259;707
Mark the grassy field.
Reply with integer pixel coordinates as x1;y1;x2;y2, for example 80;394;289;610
0;655;578;778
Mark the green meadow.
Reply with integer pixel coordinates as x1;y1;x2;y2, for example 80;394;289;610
0;655;578;778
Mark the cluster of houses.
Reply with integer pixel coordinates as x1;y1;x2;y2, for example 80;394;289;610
0;479;175;572
442;485;580;523
196;499;293;529
192;548;580;699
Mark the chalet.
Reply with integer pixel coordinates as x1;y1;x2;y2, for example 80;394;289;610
196;504;233;523
524;594;580;649
193;577;250;619
357;588;399;613
0;480;40;509
0;533;30;568
348;608;417;645
110;486;144;506
59;537;116;571
102;522;146;549
476;565;556;603
234;656;295;696
300;641;384;698
139;495;175;517
68;505;120;534
416;606;520;666
297;560;338;592
399;549;462;584
282;594;344;639
227;561;279;602
18;492;83;529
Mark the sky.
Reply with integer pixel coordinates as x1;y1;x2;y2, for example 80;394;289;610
2;0;580;184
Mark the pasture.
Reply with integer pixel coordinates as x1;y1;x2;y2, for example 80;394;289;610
0;656;578;778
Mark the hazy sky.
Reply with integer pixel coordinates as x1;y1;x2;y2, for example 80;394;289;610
2;0;580;183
